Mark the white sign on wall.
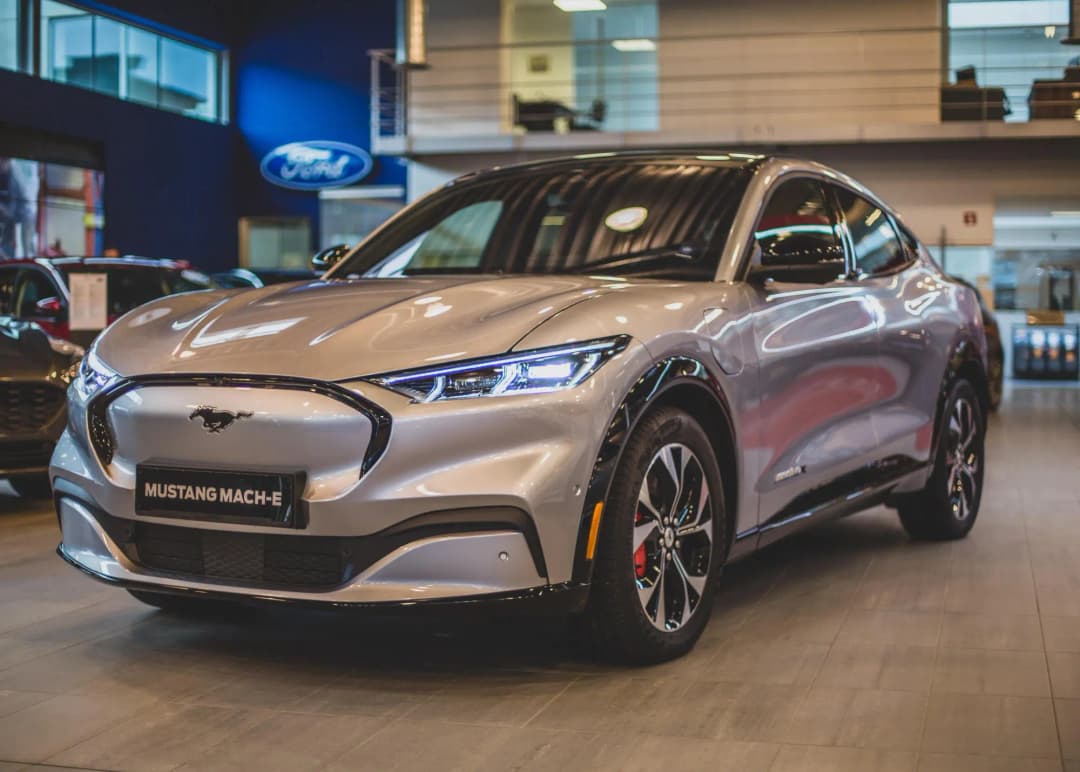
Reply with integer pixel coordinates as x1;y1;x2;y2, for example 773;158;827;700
68;273;108;331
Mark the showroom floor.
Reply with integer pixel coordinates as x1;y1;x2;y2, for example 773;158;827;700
0;387;1078;772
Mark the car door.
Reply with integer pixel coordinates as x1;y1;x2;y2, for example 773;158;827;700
831;185;950;471
744;176;885;538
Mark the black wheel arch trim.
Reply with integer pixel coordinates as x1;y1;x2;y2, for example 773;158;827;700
570;355;737;583
932;336;989;460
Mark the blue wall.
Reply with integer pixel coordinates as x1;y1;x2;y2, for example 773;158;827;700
0;0;401;272
232;0;404;245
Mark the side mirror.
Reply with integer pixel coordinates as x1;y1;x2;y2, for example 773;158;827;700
311;244;351;272
34;297;63;317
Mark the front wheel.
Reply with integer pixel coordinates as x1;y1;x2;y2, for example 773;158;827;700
585;407;726;665
897;379;985;540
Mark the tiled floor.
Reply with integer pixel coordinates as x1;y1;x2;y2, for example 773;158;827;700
1;385;1078;771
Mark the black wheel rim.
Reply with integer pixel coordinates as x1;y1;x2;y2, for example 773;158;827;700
633;443;713;631
945;396;980;521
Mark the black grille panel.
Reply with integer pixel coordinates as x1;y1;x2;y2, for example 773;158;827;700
0;382;65;434
132;523;347;589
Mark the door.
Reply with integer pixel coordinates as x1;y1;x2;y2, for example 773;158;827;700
745;176;885;532
832;185;948;469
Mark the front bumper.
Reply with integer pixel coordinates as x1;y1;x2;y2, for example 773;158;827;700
56;492;556;605
50;343;648;605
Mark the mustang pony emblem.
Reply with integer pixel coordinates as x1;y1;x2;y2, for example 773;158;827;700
189;406;253;433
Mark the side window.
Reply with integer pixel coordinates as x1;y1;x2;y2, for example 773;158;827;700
897;222;930;264
13;269;59;317
0;267;16;314
753;178;844;282
834;188;908;276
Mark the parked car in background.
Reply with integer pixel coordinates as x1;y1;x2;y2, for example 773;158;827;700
54;153;989;664
0;316;82;498
952;276;1003;410
0;257;214;347
210;268;319;289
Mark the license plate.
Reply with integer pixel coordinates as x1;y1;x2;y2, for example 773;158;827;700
135;465;300;526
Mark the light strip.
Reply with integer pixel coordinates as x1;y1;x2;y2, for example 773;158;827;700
612;38;656;52
374;338;625;384
554;0;607;11
585;502;604;560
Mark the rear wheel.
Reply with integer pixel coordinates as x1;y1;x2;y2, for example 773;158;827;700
897;379;984;541
7;474;52;499
585;407;726;665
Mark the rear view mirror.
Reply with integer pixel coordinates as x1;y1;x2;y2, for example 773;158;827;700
311;244;351;272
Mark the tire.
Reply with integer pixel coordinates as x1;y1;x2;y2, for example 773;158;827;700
7;474;52;499
127;589;236;616
585;406;727;665
897;379;985;541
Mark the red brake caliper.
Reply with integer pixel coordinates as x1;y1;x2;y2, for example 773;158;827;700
634;512;647;578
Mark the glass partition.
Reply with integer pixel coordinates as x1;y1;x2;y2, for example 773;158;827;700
0;0;20;72
947;0;1077;122
502;0;658;133
39;0;225;123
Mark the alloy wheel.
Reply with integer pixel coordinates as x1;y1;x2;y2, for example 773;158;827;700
945;396;980;521
633;443;713;631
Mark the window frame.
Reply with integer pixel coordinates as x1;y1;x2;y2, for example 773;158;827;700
745;174;850;285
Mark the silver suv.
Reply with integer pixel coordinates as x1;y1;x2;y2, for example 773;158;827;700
53;153;988;663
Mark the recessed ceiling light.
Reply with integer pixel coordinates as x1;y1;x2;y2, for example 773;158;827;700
554;0;607;11
612;38;656;52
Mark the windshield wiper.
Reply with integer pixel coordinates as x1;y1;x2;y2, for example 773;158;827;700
568;244;702;274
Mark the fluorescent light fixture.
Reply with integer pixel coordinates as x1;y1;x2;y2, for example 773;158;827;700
1051;210;1080;217
612;38;656;52
554;0;607;11
947;0;1067;29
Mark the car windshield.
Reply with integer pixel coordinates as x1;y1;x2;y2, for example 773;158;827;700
59;266;212;317
332;162;752;281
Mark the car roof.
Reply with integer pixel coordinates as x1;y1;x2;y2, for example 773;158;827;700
0;256;192;271
449;150;770;187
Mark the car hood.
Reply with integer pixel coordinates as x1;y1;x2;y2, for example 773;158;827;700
94;275;625;381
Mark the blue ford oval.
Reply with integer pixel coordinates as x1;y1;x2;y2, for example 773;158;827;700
260;141;373;190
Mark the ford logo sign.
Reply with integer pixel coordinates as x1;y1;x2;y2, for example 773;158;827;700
260;141;373;190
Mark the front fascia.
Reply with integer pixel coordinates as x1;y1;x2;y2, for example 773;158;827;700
51;339;655;588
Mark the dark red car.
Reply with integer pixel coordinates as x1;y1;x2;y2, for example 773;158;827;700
0;257;214;347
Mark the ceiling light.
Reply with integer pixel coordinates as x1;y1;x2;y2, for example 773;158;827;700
554;0;607;11
1051;210;1080;217
612;38;656;52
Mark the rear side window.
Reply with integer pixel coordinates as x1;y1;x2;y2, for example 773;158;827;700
834;187;908;276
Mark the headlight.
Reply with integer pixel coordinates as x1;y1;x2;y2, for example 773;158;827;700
49;336;85;359
370;336;630;402
72;349;117;400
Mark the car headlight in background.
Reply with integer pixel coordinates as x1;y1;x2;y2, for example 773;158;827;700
369;336;630;402
49;336;85;360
